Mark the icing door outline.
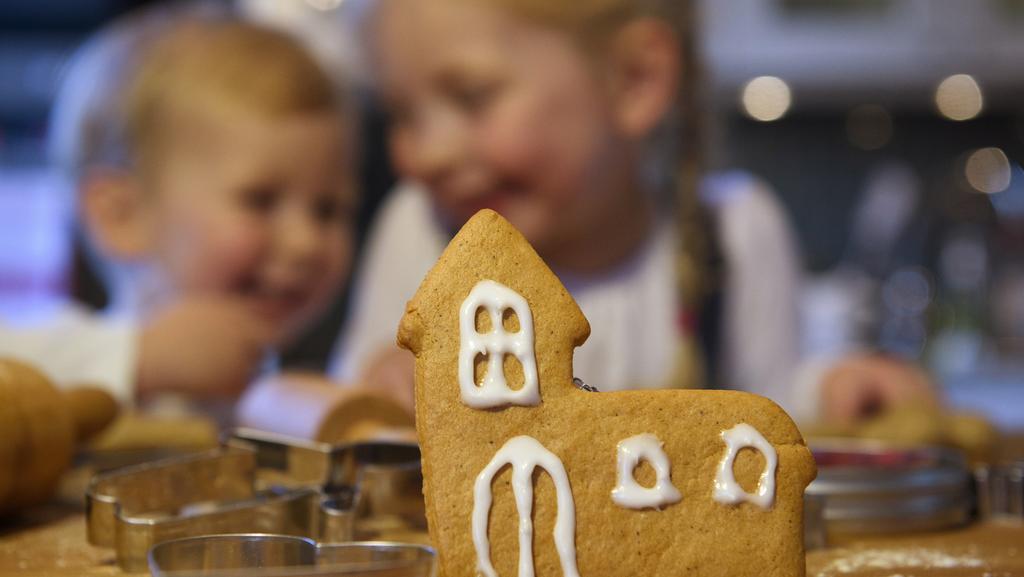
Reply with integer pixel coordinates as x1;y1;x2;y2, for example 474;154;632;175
473;436;580;577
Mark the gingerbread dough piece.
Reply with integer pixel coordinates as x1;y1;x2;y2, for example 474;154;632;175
64;386;119;442
398;210;816;577
805;404;1000;464
0;359;76;514
0;366;21;507
236;374;414;443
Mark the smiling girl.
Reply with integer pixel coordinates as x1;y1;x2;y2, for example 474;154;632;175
333;0;938;424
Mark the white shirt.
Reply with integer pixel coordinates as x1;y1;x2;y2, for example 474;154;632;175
0;260;178;405
330;174;819;420
0;303;137;403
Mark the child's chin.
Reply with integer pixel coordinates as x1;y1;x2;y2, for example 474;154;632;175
266;319;302;349
270;306;322;345
248;301;309;340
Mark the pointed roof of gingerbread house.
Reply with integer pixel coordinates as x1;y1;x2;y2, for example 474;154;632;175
398;209;589;357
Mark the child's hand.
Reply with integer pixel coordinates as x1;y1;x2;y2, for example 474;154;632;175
360;346;416;414
136;298;274;400
819;354;940;426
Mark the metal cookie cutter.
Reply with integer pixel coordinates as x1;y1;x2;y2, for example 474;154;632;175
86;441;341;573
572;377;599;393
806;441;973;537
330;440;425;528
86;431;424;572
232;428;426;530
224;430;426;537
148;534;436;577
86;443;258;549
974;460;1024;521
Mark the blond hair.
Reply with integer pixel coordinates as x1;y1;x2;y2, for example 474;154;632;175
468;0;716;387
50;6;344;179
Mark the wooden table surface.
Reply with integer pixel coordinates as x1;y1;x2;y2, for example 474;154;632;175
2;437;1023;577
3;498;1022;577
806;522;1024;576
4;509;1023;576
0;504;121;577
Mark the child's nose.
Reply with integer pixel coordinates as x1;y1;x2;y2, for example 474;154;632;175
404;107;464;182
275;207;321;265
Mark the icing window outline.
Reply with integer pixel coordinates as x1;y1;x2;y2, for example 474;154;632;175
712;423;778;510
458;280;539;409
611;433;682;510
473;436;580;577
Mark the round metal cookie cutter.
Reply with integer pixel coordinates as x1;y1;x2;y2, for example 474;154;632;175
806;440;973;537
148;533;436;577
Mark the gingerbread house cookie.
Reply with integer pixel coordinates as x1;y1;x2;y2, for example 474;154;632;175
398;210;817;577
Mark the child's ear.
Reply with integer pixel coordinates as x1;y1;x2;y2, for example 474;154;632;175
78;168;154;261
607;18;680;139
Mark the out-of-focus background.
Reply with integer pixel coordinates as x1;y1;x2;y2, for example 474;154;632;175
0;0;1020;425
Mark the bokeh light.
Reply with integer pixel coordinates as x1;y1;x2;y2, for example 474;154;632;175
940;232;988;294
935;74;983;121
882;267;933;317
740;76;792;122
989;164;1024;219
964;147;1012;194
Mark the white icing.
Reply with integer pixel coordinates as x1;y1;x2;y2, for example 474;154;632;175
473;436;579;577
611;434;681;510
712;423;778;510
458;280;539;409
